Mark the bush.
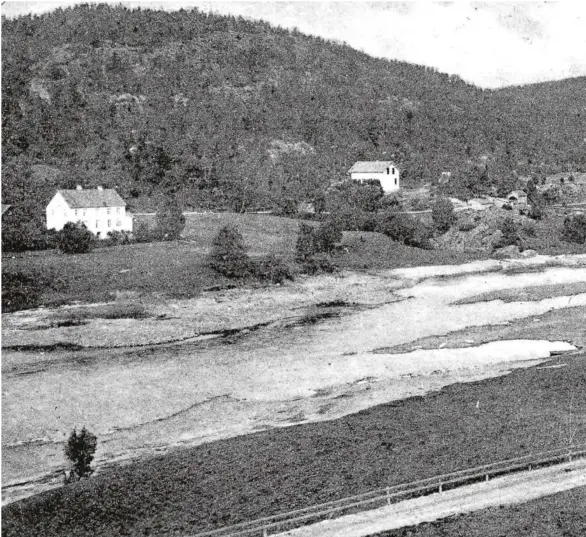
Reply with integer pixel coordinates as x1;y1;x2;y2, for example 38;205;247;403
2;271;45;312
105;230;132;246
295;223;317;262
252;254;294;284
56;222;95;254
210;225;251;278
301;253;337;275
64;427;97;484
133;222;156;243
458;222;477;232
431;197;457;235
331;209;378;232
314;220;343;254
377;212;433;249
2;207;57;252
494;216;521;250
295;220;342;262
562;214;586;244
155;197;185;240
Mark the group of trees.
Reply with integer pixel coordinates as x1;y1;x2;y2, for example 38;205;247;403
3;4;585;220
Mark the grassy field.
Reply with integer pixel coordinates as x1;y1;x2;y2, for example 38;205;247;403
3;351;585;537
372;486;586;537
2;214;482;308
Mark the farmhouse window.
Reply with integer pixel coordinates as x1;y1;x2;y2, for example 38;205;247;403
108;220;111;227
75;210;78;216
117;207;120;214
395;178;397;185
392;167;395;174
96;220;99;228
386;167;390;174
116;220;121;227
107;208;111;215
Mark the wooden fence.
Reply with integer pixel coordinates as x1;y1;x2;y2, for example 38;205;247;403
187;443;586;537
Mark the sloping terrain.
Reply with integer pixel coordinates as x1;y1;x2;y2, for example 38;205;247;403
2;4;586;218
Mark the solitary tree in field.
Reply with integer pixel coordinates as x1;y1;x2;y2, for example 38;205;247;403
209;225;251;278
64;427;97;484
431;197;457;235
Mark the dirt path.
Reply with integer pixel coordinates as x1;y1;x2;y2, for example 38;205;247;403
277;459;586;537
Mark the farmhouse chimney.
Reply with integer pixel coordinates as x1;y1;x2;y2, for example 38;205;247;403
76;185;83;190
97;186;103;191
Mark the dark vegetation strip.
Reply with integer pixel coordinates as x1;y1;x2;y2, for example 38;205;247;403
3;353;586;537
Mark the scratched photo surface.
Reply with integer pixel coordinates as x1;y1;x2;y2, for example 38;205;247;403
2;2;586;536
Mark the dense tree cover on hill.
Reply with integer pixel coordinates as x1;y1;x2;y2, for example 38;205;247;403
2;4;586;219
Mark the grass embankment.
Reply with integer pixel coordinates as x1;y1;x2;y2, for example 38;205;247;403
1;214;482;308
3;352;585;537
453;282;586;305
372;486;586;537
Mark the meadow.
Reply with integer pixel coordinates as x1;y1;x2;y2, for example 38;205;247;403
3;351;585;537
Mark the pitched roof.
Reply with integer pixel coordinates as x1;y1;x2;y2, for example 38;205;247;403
57;189;127;209
1;204;12;216
348;161;398;174
507;190;527;198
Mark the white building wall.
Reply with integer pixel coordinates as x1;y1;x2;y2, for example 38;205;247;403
350;169;400;194
46;195;133;237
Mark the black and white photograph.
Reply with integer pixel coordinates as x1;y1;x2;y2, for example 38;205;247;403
1;1;586;536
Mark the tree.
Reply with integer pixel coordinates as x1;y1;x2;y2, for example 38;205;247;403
64;427;97;484
431;197;457;235
295;223;316;262
56;222;95;254
155;197;185;240
209;225;251;277
562;214;586;244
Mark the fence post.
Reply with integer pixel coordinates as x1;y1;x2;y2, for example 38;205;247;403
485;474;489;482
263;529;268;537
438;483;443;493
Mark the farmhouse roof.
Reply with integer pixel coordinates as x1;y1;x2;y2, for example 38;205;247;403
1;204;12;216
348;161;398;174
57;188;127;209
507;190;527;199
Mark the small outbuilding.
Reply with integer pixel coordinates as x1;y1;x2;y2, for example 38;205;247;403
507;190;528;205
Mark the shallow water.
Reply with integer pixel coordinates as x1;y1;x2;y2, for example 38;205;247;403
2;260;585;503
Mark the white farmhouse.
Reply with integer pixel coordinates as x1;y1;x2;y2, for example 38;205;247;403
46;186;133;238
348;161;400;194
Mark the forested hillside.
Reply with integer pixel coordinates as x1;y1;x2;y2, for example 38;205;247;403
2;4;586;217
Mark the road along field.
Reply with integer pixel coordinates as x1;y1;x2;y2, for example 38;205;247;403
277;458;586;537
2;254;586;504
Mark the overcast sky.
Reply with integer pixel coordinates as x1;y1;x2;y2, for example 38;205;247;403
2;1;585;88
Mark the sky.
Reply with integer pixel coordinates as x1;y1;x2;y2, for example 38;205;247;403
2;1;586;88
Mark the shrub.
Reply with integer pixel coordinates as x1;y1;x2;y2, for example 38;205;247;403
562;214;586;244
155;197;185;240
56;222;95;254
252;254;294;284
331;209;378;232
458;222;476;232
277;198;298;217
2;207;57;252
431;197;457;235
494;216;521;250
314;220;343;254
64;427;97;484
377;212;432;249
301;253;337;275
210;225;251;278
295;223;317;262
106;230;132;246
133;222;155;243
2;271;45;312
